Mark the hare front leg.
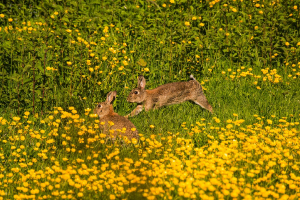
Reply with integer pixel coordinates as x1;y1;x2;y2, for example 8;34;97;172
193;95;213;113
126;105;144;118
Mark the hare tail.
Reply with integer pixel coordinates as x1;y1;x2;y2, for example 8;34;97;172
190;74;196;81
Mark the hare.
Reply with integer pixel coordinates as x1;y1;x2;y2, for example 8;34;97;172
94;91;139;142
126;75;213;117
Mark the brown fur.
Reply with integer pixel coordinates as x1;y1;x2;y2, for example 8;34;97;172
94;91;139;141
126;75;213;117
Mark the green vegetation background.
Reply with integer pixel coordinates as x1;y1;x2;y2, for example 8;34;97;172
0;0;299;134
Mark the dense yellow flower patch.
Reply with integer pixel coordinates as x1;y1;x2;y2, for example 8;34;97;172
0;110;299;199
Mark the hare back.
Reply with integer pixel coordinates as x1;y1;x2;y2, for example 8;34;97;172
99;114;139;140
147;80;203;107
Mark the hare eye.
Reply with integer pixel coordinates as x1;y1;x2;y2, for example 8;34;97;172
97;104;101;108
134;91;138;95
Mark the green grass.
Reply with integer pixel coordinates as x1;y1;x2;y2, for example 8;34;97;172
113;61;300;138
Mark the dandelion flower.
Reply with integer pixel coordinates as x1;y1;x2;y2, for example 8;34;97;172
150;125;155;128
184;22;190;26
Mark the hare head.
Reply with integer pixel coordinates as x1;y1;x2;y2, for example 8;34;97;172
94;91;116;118
127;75;147;103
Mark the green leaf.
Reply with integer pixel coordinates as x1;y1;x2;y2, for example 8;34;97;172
23;64;32;73
61;17;70;22
137;59;147;67
90;1;101;5
23;78;32;85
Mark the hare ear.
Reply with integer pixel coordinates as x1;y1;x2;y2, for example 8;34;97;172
106;91;117;104
138;75;146;89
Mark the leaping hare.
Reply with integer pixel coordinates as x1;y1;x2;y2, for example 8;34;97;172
94;91;139;142
126;75;213;117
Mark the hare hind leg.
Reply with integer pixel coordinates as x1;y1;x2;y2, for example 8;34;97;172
193;95;213;113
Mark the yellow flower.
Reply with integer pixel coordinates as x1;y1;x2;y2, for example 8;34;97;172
89;68;94;72
54;11;59;15
144;68;149;72
24;111;30;116
226;124;233;129
192;16;197;20
132;138;138;144
184;21;190;26
150;125;155;128
13;117;21;121
0;14;4;18
199;23;205;27
109;194;116;200
170;0;175;3
259;10;263;14
108;121;114;126
68;107;74;110
89;114;98;118
46;139;55;144
285;42;289;46
213;117;220;123
232;8;237;12
162;4;166;7
8;18;13;22
231;191;239;198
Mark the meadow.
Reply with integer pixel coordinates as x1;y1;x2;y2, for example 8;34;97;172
0;0;300;199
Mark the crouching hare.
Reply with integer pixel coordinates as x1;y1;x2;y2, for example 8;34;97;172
126;75;213;117
94;91;139;142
